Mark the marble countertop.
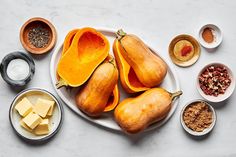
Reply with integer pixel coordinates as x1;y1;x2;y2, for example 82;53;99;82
0;0;236;156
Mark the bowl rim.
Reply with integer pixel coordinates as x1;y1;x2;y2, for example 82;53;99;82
20;17;57;54
9;88;63;142
180;99;217;136
198;23;223;49
196;62;235;102
168;34;201;67
0;51;35;86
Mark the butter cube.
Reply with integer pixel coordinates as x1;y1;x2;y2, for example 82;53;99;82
15;97;33;117
40;99;55;116
33;98;52;118
20;120;32;132
22;112;42;129
34;119;50;135
47;105;54;116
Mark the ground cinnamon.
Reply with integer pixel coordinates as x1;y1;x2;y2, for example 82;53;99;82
202;28;214;43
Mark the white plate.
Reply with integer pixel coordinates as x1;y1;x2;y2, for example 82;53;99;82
9;88;63;142
50;29;181;132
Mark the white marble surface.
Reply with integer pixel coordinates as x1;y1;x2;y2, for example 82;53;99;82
0;0;236;156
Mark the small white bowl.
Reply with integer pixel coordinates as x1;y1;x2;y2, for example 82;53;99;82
197;63;235;102
9;88;63;143
198;24;222;49
180;99;216;136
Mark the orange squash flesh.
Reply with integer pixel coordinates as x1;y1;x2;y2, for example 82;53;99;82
57;29;79;80
113;39;149;93
57;27;110;87
62;29;79;55
104;84;119;112
104;55;120;112
57;28;118;112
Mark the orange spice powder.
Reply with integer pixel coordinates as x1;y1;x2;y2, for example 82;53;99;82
202;28;214;43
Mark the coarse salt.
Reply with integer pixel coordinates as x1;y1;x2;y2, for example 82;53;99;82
6;59;30;80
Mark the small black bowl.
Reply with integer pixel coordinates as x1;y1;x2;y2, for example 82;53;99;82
0;51;35;87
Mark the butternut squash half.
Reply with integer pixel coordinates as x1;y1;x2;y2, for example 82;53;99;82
57;29;79;80
76;59;119;117
57;27;110;88
104;55;120;112
62;29;79;56
115;88;182;134
114;29;167;89
113;39;149;93
58;29;119;112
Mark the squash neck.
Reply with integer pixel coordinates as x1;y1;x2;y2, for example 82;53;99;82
56;79;68;89
116;29;126;41
108;57;116;68
170;91;182;101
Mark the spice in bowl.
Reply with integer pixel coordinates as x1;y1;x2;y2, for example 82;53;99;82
199;64;231;97
202;27;215;43
169;34;201;67
183;101;213;132
28;26;50;48
20;17;57;54
198;24;222;49
173;40;195;62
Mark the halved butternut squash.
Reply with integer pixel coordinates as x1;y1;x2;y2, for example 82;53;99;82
104;55;120;112
62;29;79;56
75;57;119;117
115;29;167;88
113;39;149;93
57;29;80;81
114;88;182;134
57;27;110;88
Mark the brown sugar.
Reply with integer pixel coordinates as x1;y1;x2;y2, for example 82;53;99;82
202;28;214;43
183;102;213;132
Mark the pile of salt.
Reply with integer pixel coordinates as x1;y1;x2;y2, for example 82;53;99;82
6;59;30;81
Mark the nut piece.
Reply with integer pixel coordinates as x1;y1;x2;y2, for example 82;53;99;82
199;65;231;96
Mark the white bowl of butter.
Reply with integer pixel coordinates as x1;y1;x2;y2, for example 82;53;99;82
9;88;63;143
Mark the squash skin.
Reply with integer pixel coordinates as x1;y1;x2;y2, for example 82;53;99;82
114;88;182;134
117;30;167;88
57;27;110;87
104;55;120;112
76;62;119;117
58;29;119;112
113;39;149;93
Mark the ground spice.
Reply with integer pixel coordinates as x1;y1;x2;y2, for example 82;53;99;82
183;102;213;132
181;45;192;56
28;26;50;48
202;27;214;43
